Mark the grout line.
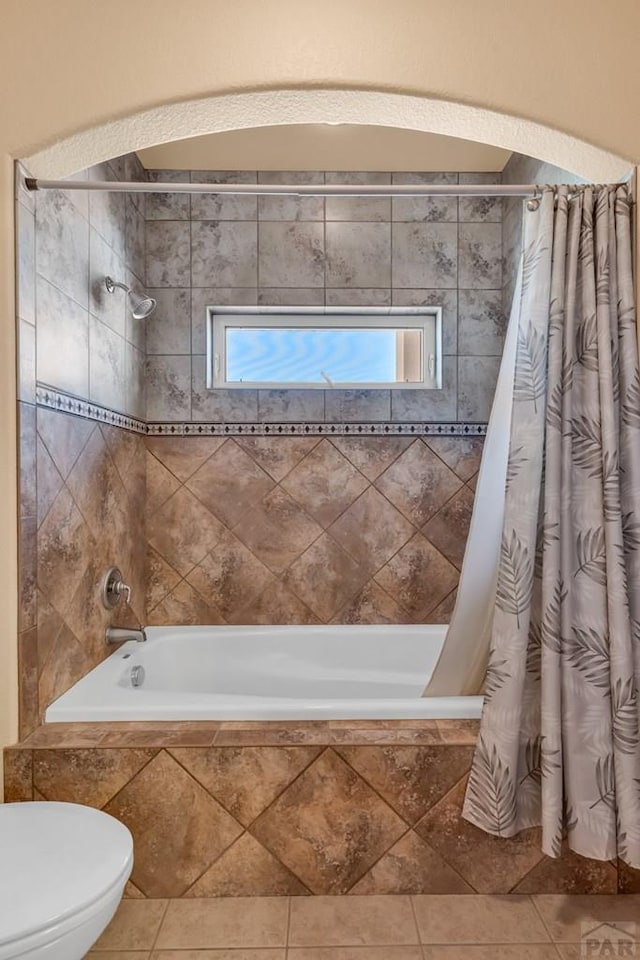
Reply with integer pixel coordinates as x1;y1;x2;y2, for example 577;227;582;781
409;892;423;947
36;412;96;488
148;896;171;954
528;893;558;946
341;823;415;894
168;739;321;840
285;893;292;954
34;269;91;328
99;749;164;810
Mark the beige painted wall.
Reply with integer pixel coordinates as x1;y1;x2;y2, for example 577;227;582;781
4;1;640;163
138;125;511;172
2;0;640;776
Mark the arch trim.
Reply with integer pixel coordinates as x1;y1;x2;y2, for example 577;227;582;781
24;89;631;183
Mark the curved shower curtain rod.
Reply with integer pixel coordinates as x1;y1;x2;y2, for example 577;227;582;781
24;177;542;198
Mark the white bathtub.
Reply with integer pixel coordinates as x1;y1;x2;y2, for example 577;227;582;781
45;624;484;722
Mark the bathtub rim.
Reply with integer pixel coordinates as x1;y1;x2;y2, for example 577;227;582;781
44;623;485;723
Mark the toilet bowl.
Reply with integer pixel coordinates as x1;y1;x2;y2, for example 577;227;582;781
0;802;133;960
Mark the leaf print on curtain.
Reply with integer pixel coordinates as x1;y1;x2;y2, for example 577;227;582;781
463;185;640;868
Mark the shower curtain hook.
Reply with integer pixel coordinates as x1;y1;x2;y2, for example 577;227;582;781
526;195;540;212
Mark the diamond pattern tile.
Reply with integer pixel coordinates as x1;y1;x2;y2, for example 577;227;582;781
37;623;94;709
37;487;95;617
66;428;128;539
139;434;475;628
330;436;413;480
3;749;33;802
375;440;462;525
147;435;225;482
415;777;545;893
101;424;144;492
238;578;320;625
147;578;226;625
328;487;414;574
234;488;323;575
186;439;275;527
425;587;458;624
169;746;322;825
336;745;475;824
63;557;116;665
375;533;459;621
17;626;38;738
105;750;243;897
33;747;157;808
617;860;640;893
20;738;625;898
146;449;180;515
36;407;94;480
281;439;369;527
424;435;485;482
235;436;321;481
423;485;475;570
511;850;618;894
185;832;310;896
35;588;63;673
147;486;225;576
251;748;406;893
146;545;182;610
332;581;413;625
284;534;369;621
351;830;474;894
186;528;274;621
36;435;64;526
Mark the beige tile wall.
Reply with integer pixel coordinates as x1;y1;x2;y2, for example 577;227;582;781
145;434;482;626
21;409;146;734
7;720;636;897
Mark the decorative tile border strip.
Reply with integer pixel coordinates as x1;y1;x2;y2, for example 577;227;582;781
36;386;147;434
36;386;487;438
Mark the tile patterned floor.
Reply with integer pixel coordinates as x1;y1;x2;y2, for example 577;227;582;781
87;893;640;958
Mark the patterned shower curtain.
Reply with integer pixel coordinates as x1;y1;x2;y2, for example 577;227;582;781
463;184;640;867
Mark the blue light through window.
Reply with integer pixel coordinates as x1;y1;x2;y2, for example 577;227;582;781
226;327;409;383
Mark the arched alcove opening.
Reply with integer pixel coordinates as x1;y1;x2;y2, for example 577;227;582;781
24;89;631;183
4;82;635;770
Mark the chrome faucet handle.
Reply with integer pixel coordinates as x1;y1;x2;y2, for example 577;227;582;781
101;566;132;610
117;582;132;605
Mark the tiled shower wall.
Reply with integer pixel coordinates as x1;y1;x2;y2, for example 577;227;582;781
15;159;510;732
17;155;148;417
143;170;505;424
16;156;148;736
145;434;483;626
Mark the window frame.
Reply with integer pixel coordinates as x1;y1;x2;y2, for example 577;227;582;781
206;305;442;391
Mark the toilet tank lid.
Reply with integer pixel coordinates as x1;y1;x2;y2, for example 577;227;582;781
0;802;133;947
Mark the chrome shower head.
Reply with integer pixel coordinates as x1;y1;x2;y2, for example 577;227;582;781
105;276;157;320
130;294;157;320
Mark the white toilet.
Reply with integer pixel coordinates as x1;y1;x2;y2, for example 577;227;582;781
0;802;133;959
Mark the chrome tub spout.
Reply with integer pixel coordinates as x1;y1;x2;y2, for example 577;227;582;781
105;626;147;644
